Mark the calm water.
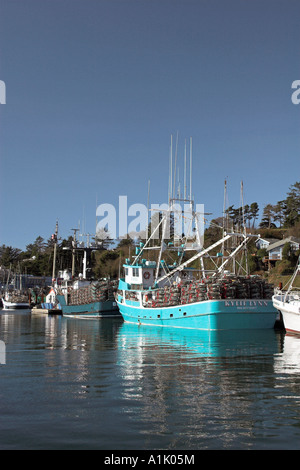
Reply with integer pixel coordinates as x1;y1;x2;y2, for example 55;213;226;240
0;309;300;450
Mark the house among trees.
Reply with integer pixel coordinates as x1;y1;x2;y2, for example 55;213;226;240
255;237;278;250
266;236;300;261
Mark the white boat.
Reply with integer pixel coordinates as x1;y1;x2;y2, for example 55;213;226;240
272;258;300;334
1;291;30;309
1;267;30;309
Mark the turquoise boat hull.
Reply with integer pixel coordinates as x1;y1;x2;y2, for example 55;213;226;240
117;298;278;330
56;294;121;319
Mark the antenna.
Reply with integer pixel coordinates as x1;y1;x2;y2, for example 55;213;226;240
173;131;178;199
82;205;85;238
147;179;150;240
52;220;59;283
71;227;79;278
170;134;173;203
177;167;180;198
241;180;246;234
189;137;192;202
222;179;227;257
184;139;187;200
95;193;98;234
223;178;227;235
240;180;248;274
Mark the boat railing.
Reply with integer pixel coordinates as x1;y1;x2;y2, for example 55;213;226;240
287;290;300;301
274;289;300;302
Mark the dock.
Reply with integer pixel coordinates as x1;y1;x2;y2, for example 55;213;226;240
31;306;62;315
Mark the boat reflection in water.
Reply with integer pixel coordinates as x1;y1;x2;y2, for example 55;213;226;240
274;333;300;375
117;322;281;366
115;323;283;450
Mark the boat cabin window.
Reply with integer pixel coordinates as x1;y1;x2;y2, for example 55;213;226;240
132;268;139;277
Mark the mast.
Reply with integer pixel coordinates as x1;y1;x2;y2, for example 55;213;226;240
154;211;169;283
189;137;192;202
82;250;87;279
95;193;98;236
5;265;11;291
169;134;173;203
241;181;246;235
71;228;79;278
147;179;150;240
173;132;178;199
222;179;227;256
135;135;206;285
194;211;205;278
184;139;187;200
213;235;249;277
52;220;58;284
157;233;234;283
240;180;248;274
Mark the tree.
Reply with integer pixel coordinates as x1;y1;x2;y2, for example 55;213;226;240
225;205;241;227
283;182;300;227
0;245;23;268
259;204;276;229
249;202;259;228
282;242;291;261
95;227;113;250
273;201;286;228
25;236;46;257
224;203;259;230
243;204;251;228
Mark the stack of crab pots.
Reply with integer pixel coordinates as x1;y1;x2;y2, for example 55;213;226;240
142;275;274;308
68;280;118;305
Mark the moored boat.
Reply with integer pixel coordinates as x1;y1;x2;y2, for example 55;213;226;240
1;267;30;309
1;291;30;310
117;262;277;330
51;222;121;319
56;279;120;318
272;258;300;334
117;138;277;330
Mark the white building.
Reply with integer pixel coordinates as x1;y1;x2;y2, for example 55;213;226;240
266;236;300;261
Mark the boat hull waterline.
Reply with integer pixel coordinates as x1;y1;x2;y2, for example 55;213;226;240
1;298;30;310
117;298;277;330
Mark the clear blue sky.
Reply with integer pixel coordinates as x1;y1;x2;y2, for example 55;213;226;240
0;0;299;249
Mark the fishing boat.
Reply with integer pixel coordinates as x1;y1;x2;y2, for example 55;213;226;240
56;276;120;318
117;137;277;330
117;250;277;330
272;258;300;334
1;269;30;309
55;226;120;318
1;291;30;309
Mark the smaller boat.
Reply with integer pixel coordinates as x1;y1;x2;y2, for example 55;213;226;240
1;290;30;309
56;278;120;318
272;257;300;334
54;224;121;319
1;266;30;309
